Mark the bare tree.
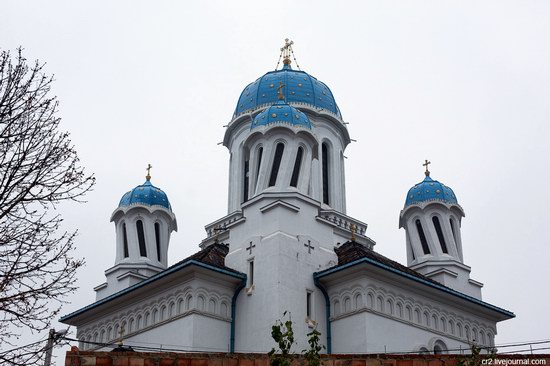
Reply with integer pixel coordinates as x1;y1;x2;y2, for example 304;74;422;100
0;48;95;364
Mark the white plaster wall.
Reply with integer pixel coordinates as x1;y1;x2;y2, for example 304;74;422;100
325;273;497;355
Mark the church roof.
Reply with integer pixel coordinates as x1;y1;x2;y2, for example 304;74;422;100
118;179;171;210
60;244;244;323
404;174;458;208
234;64;341;118
316;241;515;319
251;101;312;130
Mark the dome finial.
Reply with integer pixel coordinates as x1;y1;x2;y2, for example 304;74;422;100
277;81;285;101
423;159;431;177
275;38;301;71
146;163;152;181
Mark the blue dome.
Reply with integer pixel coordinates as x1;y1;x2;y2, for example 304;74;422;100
119;179;171;210
405;175;458;207
234;64;341;118
251;101;312;130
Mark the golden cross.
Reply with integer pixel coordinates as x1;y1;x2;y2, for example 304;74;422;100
350;223;357;242
281;38;294;65
146;163;152;180
277;82;285;101
423;160;431;177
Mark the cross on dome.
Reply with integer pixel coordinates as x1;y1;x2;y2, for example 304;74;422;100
277;81;285;101
423;159;431;177
276;38;301;70
146;163;152;181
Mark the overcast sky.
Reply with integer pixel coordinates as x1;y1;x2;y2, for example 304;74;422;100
2;1;550;363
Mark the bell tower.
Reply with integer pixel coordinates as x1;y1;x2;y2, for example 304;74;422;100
399;161;483;299
95;166;177;301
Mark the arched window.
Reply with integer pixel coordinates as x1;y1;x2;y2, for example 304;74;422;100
416;219;431;254
243;151;250;201
450;218;457;242
136;220;147;257
269;143;285;187
154;222;161;261
433;340;448;354
290;147;303;187
321;143;330;204
255;147;263;187
122;223;129;258
432;216;448;253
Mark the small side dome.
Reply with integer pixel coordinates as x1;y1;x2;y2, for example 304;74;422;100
119;179;171;210
251;101;312;130
405;175;458;207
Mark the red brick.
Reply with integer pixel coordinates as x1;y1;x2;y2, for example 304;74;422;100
113;357;129;366
209;359;224;366
144;358;157;366
223;358;238;366
96;356;114;366
160;358;175;366
351;360;366;366
335;359;351;366
177;359;192;366
129;358;144;366
191;359;208;366
238;359;254;366
254;358;270;366
396;361;413;366
322;360;335;366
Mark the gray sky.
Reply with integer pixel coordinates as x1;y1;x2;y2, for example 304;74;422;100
2;0;550;363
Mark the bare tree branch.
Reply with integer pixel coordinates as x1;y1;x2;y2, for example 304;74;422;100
0;47;95;365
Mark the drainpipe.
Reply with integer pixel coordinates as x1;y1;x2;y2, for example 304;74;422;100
314;276;331;354
230;277;247;353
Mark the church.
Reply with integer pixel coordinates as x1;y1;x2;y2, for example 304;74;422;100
60;40;514;355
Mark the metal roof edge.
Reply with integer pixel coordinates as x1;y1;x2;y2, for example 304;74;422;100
59;260;245;323
313;257;515;319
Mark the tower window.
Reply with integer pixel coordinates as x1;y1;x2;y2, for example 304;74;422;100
248;260;254;286
290;147;304;187
255;147;263;186
306;291;313;318
322;143;330;205
415;219;430;254
432;216;448;253
243;159;249;201
122;223;129;258
155;222;161;261
450;218;457;243
268;143;285;187
136;220;147;257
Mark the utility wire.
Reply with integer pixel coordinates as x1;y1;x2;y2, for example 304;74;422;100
62;336;550;356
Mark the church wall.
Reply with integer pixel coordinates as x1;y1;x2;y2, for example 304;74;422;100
77;273;236;353
325;273;497;355
226;195;341;352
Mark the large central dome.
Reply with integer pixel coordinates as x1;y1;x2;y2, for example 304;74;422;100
234;64;341;118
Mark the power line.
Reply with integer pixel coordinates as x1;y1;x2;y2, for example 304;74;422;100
63;336;550;356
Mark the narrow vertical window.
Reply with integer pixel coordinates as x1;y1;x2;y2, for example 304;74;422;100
243;159;249;201
136;220;147;257
248;260;254;286
255;147;263;185
306;291;312;318
322;143;330;204
154;222;161;261
290;147;303;187
432;216;448;253
268;143;284;187
450;218;457;243
122;223;129;258
416;219;430;254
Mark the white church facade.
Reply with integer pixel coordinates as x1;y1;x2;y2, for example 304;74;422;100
60;41;514;355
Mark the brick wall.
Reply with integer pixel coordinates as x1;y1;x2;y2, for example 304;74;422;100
64;348;550;366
